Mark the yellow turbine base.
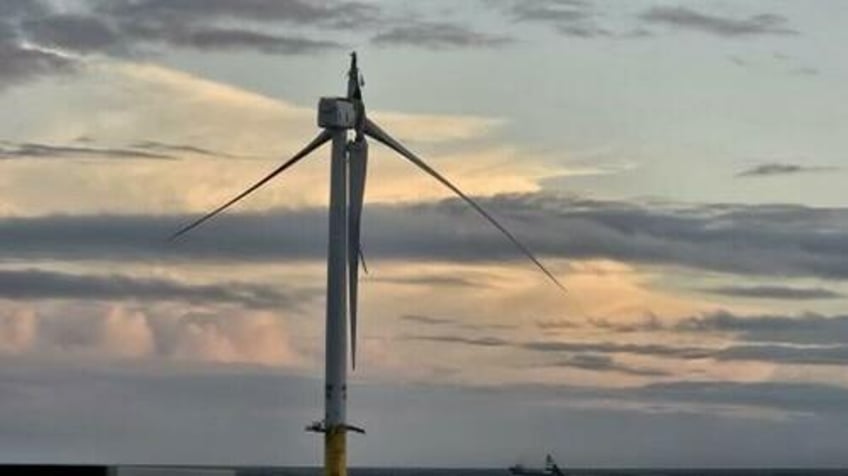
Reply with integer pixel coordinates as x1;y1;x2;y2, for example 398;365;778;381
325;426;347;476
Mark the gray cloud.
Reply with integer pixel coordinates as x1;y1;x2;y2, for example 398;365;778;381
584;315;664;333
535;318;582;330
0;0;49;22
522;339;712;359
0;301;307;371
791;66;819;76
573;311;848;350
0;268;313;310
372;22;512;49
372;275;481;288
0;141;175;160
405;334;510;347
413;331;707;360
674;311;848;346
400;314;458;326
510;0;592;22
461;322;517;331
90;0;373;54
22;14;122;54
0;30;77;90
17;309;848;459
6;193;848;282
130;140;231;158
737;162;836;177
410;309;848;367
399;314;518;330
0;138;248;161
400;315;515;333
598;311;848;365
23;13;340;57
4;0;360;59
96;0;378;27
704;285;843;300
0;362;323;464
618;380;848;415
555;24;611;38
7;362;848;466
500;0;609;38
526;337;848;367
138;25;341;55
547;353;670;376
641;6;797;37
714;344;848;366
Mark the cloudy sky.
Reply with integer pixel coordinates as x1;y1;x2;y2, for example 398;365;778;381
2;0;848;468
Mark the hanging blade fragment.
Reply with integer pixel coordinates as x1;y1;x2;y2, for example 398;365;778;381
347;136;368;369
170;130;333;240
364;118;566;292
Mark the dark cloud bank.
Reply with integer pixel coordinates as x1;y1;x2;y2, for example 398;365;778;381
640;6;797;37
412;329;848;368
0;139;235;161
500;0;611;38
411;309;848;368
0;268;313;310
372;22;511;49
0;141;175;161
24;0;357;56
704;285;842;300
494;2;798;40
2;361;848;466
0;0;807;91
0;0;805;93
0;0;511;88
0;0;355;90
547;352;669;376
0;17;76;89
737;162;837;178
5;193;848;282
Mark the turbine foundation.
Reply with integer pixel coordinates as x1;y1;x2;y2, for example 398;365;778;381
324;426;347;476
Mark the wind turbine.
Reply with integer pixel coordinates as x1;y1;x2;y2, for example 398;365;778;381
171;53;564;476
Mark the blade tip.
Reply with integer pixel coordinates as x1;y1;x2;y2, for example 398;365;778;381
167;226;193;242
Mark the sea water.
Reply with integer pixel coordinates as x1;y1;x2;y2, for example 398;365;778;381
241;468;847;476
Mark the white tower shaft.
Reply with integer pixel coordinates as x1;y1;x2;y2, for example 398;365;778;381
324;129;349;476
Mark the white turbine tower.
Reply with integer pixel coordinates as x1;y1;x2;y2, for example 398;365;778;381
171;53;564;476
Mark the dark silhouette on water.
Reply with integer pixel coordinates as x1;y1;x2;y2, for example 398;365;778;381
509;454;565;476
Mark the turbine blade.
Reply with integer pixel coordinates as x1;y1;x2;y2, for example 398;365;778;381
359;247;369;275
364;119;566;292
347;137;368;369
170;130;332;240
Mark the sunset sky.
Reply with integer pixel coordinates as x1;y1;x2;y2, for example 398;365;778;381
2;0;848;468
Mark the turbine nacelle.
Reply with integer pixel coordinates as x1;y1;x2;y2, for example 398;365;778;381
318;97;359;129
